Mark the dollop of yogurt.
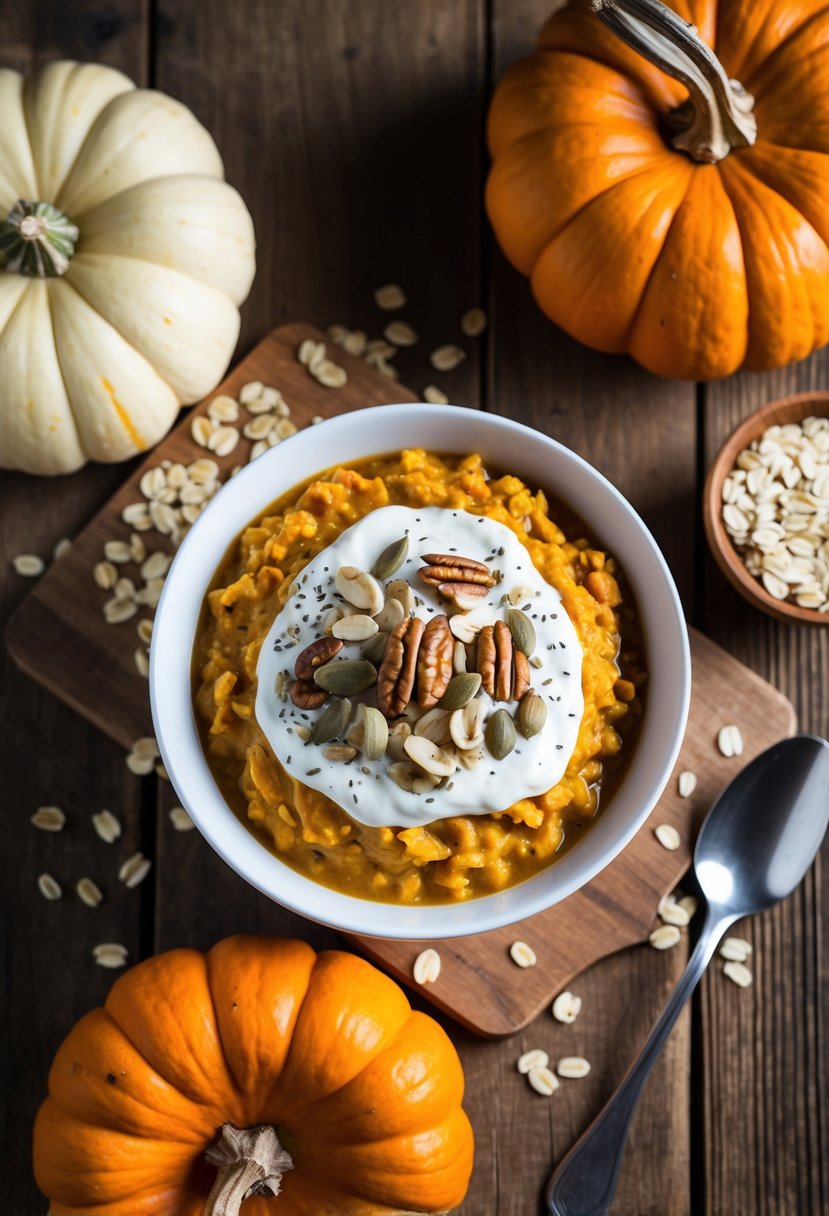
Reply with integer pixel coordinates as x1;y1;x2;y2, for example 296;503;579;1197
255;505;584;828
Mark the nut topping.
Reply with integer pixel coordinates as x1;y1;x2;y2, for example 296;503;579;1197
377;616;425;717
512;649;531;701
334;565;385;615
289;679;328;710
494;619;513;701
477;625;497;697
294;636;343;680
416;614;454;708
420;553;495;584
436;580;489;609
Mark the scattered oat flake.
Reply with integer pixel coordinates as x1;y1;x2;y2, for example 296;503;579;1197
92;810;122;843
649;924;681;950
77;878;103;908
461;308;487;337
191;416;214;447
31;806;66;832
423;385;449;405
510;941;537;968
155;762;169;780
134;649;150;678
169;806;195;832
94;560;118;589
313;360;348;389
13;553;45;577
723;960;753;988
207;426;240;458
93;942;128;969
517;1048;549;1074
719;936;752;963
119;852;152;888
53;537;71;560
678;770;697;798
38;873;62;901
413;947;441;984
655;823;681;851
551;991;582;1024
374;283;407;310
678;894;698;919
239;380;264;404
556;1057;591;1079
430;344;465;372
657;895;690;927
207;394;239;423
528;1065;560;1095
384;320;418;347
717;724;744;757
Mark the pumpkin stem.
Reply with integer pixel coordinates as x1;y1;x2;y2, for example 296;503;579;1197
204;1123;294;1215
0;199;79;277
592;0;757;163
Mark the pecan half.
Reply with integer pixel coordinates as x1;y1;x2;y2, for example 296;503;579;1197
494;619;513;701
420;553;495;585
512;648;531;701
377;616;425;718
416;614;454;708
294;636;343;681
289;679;328;710
477;625;496;697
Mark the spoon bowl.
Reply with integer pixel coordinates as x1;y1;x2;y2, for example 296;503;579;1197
547;734;829;1216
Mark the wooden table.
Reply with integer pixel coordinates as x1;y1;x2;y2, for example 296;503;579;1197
1;4;826;1213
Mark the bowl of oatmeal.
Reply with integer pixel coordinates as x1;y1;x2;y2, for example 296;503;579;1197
151;404;690;938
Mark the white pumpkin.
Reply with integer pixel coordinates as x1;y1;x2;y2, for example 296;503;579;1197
0;61;255;475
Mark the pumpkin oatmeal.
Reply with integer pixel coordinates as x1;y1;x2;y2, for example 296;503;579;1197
193;450;645;903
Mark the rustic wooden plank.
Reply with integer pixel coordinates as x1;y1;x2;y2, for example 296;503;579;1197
486;0;697;1210
703;357;829;1216
0;6;149;1214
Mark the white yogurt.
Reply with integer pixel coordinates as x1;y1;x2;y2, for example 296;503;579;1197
255;506;584;828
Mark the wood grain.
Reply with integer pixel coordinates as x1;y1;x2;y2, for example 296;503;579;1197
703;358;829;1216
353;631;795;1034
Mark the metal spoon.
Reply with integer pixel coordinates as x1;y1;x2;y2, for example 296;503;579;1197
546;733;829;1216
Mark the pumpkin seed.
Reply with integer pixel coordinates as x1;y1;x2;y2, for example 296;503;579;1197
372;535;409;580
506;607;536;656
439;672;482;711
314;658;377;696
362;630;389;665
485;708;516;761
310;697;352;744
516;691;547;738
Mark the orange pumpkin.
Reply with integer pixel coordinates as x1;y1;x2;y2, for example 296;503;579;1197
486;0;829;380
33;936;474;1215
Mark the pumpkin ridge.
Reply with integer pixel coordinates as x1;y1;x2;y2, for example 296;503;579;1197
739;4;829;93
625;158;697;345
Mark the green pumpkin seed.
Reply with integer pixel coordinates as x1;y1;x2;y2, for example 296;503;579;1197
372;535;409;581
361;706;389;761
485;708;516;761
310;697;352;744
506;607;536;656
313;658;378;695
362;630;389;665
516;690;547;738
439;671;482;711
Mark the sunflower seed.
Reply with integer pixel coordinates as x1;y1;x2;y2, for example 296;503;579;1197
517;1048;549;1074
13;553;45;577
717;724;744;757
92;810;121;843
93;942;128;969
556;1057;591;1079
460;307;487;337
723;960;753;988
655;823;681;851
374;283;407;310
678;770;697;798
719;936;753;962
649;924;681;950
413;947;441;984
77;877;103;907
31;806;65;832
430;344;465;371
551;991;582;1024
37;873;62;900
384;320;418;346
528;1065;560;1095
169;806;195;831
509;940;537;968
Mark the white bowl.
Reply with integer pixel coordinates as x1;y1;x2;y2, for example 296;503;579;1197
151;404;690;939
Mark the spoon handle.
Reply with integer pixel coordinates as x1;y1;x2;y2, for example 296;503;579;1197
547;910;729;1216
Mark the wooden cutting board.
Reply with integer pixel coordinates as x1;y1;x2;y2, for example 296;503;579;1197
6;323;796;1037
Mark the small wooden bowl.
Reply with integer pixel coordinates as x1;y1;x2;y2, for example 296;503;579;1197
703;392;829;626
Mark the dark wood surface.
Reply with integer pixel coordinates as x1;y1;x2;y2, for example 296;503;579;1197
1;3;826;1215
